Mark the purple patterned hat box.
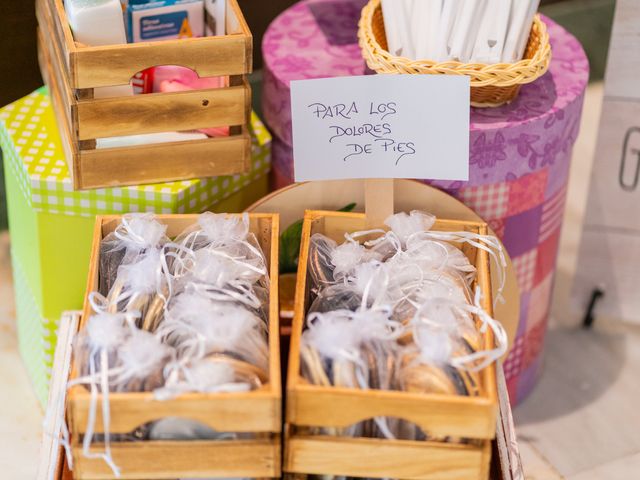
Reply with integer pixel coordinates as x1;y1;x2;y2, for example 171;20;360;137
263;0;589;404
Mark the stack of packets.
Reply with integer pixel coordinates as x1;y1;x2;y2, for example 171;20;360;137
301;211;507;440
381;0;541;63
64;0;228;103
65;0;225;44
72;213;269;473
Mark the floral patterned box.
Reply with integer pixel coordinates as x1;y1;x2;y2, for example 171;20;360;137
262;0;589;403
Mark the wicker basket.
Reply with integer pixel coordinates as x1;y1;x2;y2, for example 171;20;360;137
358;0;552;107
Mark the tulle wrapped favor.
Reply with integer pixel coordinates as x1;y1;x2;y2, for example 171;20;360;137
70;213;272;475
300;210;508;442
98;213;169;296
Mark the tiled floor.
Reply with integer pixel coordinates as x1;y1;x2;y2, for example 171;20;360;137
1;83;639;479
0;230;42;477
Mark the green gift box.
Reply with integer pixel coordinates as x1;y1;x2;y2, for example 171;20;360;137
0;87;272;406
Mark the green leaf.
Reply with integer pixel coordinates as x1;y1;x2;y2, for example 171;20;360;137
279;218;303;274
339;202;357;212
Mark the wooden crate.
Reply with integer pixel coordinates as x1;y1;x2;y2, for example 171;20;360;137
67;214;281;479
285;210;498;480
35;0;252;190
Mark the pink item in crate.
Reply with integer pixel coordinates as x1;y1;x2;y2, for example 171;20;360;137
156;67;230;137
131;71;153;95
263;0;589;404
153;66;226;92
131;66;229;137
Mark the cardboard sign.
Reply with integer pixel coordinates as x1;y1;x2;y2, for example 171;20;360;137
291;75;470;182
573;0;640;322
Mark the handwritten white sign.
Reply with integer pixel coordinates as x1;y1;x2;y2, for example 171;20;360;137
290;74;470;182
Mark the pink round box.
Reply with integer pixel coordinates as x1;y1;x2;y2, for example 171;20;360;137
263;0;589;403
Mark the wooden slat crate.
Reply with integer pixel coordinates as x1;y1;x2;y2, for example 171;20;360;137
35;0;252;190
67;214;281;479
285;210;499;480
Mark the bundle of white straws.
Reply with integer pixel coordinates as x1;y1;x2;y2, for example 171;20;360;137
381;0;541;64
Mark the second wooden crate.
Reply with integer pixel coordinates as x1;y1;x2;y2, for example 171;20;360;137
285;210;498;480
36;0;252;190
67;214;281;479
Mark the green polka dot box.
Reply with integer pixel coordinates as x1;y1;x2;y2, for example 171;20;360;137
0;87;272;406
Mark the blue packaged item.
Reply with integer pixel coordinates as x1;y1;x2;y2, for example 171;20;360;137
127;0;204;43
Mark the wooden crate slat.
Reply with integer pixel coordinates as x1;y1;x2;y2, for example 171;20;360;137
36;29;79;184
226;0;253;65
74;438;281;479
76;83;249;140
289;385;497;440
264;215;283;394
43;0;76;80
477;224;498;405
92;213;276;245
76;134;250;189
68;387;281;434
73;35;251;89
36;17;76;142
285;436;490;480
226;0;251;35
47;0;251;90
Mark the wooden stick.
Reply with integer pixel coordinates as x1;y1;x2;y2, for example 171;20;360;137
513;0;541;62
485;0;513;63
381;0;401;55
449;0;483;62
503;0;538;62
412;0;427;59
435;0;460;61
365;179;394;229
471;0;496;62
397;0;416;59
426;0;444;60
460;0;488;62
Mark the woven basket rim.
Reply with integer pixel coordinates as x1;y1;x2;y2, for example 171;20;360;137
358;0;552;88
